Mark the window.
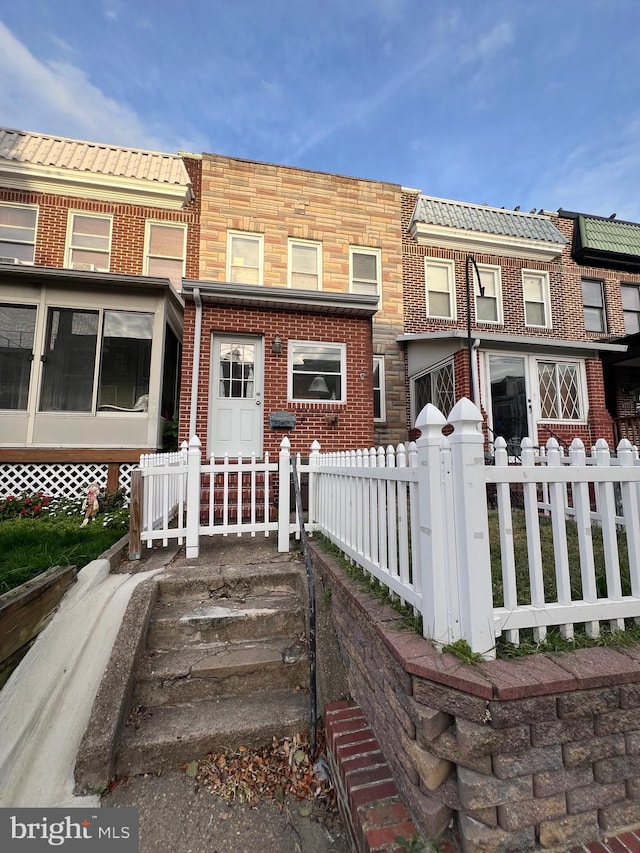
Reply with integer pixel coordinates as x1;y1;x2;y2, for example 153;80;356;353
40;308;152;412
66;213;111;271
289;240;321;290
523;270;551;327
373;355;385;421
538;361;582;420
475;265;502;324
350;248;381;303
289;341;345;402
425;258;455;319
0;304;36;409
218;341;256;399
227;231;263;284
413;361;454;418
145;222;186;287
621;284;640;335
0;204;37;263
582;278;606;333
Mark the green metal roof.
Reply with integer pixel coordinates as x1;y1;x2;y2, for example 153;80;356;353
575;215;640;269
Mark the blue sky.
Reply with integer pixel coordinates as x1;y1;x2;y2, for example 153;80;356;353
1;0;640;219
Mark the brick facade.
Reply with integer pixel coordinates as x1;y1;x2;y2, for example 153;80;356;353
179;301;374;457
311;541;640;851
196;155;407;448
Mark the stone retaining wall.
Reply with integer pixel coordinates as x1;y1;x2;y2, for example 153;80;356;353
309;542;640;852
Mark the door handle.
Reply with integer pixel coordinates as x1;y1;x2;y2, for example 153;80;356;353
256;400;261;406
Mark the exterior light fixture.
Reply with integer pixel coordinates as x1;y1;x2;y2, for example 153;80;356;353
271;333;283;354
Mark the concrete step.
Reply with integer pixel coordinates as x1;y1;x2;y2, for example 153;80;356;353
156;564;303;602
136;638;308;705
148;592;304;649
116;689;309;776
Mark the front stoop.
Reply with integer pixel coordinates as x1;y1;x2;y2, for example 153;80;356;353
325;700;459;853
75;549;311;791
115;561;309;777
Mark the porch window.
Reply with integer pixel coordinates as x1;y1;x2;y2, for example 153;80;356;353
351;248;380;304
475;265;502;324
98;312;153;409
538;361;582;420
373;355;385;421
145;222;186;287
582;278;607;333
413;361;454;419
0;204;37;263
290;341;344;402
40;307;153;412
621;284;640;334
227;231;263;284
0;303;36;409
425;258;455;320
523;270;551;327
289;240;321;290
66;213;111;271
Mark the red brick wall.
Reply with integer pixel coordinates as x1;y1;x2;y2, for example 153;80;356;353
0;176;200;277
179;301;374;456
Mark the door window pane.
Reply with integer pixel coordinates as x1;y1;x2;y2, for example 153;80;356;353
0;304;36;409
218;342;255;399
40;309;98;411
489;356;528;441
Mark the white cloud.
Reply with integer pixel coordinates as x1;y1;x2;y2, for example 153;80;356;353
0;21;178;151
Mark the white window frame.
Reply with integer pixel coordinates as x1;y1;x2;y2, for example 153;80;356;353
536;358;586;423
411;358;455;423
144;221;187;284
424;257;456;320
350;247;381;307
288;238;322;290
474;264;503;325
288;340;346;403
65;211;112;272
373;354;386;421
0;202;38;264
226;230;264;284
522;269;552;328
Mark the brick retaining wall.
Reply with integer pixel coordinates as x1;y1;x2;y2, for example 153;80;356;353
310;541;640;852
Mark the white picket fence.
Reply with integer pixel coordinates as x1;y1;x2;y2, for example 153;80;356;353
130;435;310;557
129;397;640;658
309;398;640;659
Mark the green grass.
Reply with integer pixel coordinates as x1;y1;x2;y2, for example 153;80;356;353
313;511;640;660
0;511;128;595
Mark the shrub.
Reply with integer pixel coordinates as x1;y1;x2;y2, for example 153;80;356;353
0;492;52;522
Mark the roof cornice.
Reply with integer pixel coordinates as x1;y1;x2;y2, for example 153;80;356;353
409;220;564;262
0;161;193;210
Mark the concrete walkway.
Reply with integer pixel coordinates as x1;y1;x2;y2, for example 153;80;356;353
0;554;164;808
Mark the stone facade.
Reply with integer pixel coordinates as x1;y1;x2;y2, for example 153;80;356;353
310;541;640;851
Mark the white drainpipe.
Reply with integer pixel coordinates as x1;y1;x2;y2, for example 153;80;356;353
189;287;202;439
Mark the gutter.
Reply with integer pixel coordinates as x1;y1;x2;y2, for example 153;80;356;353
189;287;202;440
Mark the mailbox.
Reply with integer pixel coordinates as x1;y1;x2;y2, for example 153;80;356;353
268;411;296;430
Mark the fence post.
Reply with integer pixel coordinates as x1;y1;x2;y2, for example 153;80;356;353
447;397;496;659
185;435;202;559
278;436;291;553
128;468;142;560
307;440;320;534
414;403;453;645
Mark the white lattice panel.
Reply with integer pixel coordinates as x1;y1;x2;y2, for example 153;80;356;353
118;464;134;501
0;464;109;499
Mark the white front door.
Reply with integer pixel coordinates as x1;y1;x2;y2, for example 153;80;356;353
209;335;263;458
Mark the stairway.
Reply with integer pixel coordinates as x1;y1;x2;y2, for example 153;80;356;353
115;556;309;777
199;470;277;524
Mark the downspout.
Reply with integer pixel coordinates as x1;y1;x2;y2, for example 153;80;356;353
189;287;202;439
